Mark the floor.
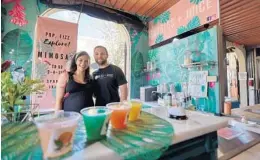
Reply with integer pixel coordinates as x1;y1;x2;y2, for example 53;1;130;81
229;143;260;160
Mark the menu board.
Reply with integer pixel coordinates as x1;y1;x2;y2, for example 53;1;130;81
188;71;208;97
32;17;78;111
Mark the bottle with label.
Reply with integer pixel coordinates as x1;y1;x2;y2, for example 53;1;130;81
184;51;192;65
146;61;151;72
171;94;177;107
167;93;172;107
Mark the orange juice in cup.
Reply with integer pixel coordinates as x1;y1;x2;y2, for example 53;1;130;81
34;111;81;159
129;100;143;121
106;102;131;129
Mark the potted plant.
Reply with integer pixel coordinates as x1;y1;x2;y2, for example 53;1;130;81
1;71;45;122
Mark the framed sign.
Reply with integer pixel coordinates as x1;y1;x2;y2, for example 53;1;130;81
188;71;208;97
32;17;78;111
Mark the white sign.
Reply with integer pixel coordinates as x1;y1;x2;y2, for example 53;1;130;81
188;71;208;98
238;72;247;80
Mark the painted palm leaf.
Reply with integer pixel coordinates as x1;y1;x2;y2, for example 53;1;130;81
187;16;201;30
155;34;164;44
130;28;142;52
101;112;174;160
153;17;160;25
148;49;158;61
177;26;187;35
190;0;203;5
159;11;171;24
153;11;170;24
131;51;144;78
2;111;174;160
2;29;33;77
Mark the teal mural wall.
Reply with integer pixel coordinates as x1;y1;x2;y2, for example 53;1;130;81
1;0;48;76
129;29;149;99
2;0;148;99
148;27;220;114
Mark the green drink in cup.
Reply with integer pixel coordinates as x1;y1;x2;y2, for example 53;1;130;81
80;107;112;142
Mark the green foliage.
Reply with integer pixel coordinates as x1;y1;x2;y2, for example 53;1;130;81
187;16;201;30
177;16;201;35
190;0;203;5
54;140;63;151
155;34;164;44
148;49;158;61
131;51;144;78
1;72;45;113
153;11;171;24
177;26;188;35
2;29;33;77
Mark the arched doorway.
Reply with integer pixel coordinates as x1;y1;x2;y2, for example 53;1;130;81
226;41;247;107
41;8;131;97
1;29;33;77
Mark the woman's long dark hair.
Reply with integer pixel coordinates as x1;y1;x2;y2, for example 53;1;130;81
69;51;91;82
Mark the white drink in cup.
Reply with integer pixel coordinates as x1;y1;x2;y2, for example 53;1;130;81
34;111;81;159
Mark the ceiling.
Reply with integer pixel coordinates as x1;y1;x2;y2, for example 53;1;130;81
220;0;260;46
84;0;260;45
84;0;180;18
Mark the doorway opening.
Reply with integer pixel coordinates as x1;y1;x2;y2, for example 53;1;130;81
41;8;131;97
226;49;240;108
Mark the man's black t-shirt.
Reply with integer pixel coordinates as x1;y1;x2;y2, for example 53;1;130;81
93;64;127;106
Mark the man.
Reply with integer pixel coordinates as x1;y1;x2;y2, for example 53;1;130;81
93;45;128;106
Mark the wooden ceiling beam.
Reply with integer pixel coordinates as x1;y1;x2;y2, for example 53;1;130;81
221;10;260;25
145;0;168;17
224;25;260;36
137;0;159;15
222;19;260;30
113;0;127;10
122;0;139;12
221;0;249;11
97;0;106;4
150;0;180;18
143;0;166;17
221;2;260;18
104;0;117;6
128;0;150;13
220;0;234;6
227;32;260;40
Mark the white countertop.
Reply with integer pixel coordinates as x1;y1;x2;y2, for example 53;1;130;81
143;101;230;144
66;101;229;160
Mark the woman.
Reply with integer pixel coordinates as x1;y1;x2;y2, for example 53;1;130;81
55;51;94;112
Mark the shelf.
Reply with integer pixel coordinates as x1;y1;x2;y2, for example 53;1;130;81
181;61;217;70
142;68;160;74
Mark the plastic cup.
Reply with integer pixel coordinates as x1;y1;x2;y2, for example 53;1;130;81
129;100;143;121
106;102;131;129
34;111;81;159
80;107;112;142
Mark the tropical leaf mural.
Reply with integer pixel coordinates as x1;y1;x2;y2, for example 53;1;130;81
177;26;188;35
177;16;201;35
187;16;201;31
147;27;219;114
155;34;164;44
190;0;203;5
1;29;33;77
2;112;174;160
129;29;149;98
153;11;170;24
148;49;158;61
132;51;144;78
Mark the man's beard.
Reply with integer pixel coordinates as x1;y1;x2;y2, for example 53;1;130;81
96;60;107;65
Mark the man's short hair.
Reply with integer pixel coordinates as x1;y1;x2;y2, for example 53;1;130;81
94;45;108;54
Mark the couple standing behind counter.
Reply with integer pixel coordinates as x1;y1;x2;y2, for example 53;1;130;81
55;46;128;112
